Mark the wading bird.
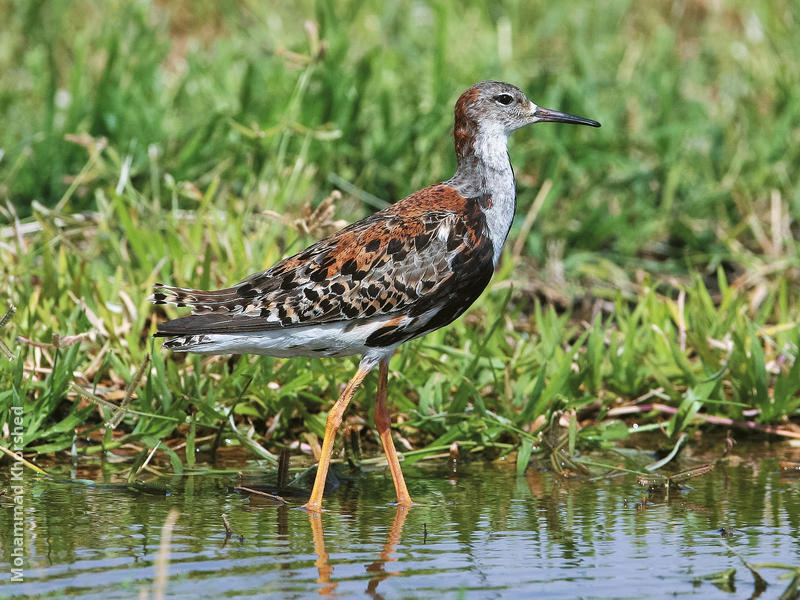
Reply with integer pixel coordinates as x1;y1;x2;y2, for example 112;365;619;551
151;81;600;511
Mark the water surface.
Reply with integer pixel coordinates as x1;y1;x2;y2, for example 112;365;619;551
1;444;799;598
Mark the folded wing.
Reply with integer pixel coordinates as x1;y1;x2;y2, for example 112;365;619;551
152;185;495;345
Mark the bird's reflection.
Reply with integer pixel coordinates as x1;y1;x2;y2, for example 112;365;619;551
364;506;408;596
308;505;409;597
308;512;337;596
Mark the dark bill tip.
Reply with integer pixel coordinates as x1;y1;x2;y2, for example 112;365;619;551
534;106;601;127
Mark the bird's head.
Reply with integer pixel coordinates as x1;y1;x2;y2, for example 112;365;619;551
454;81;600;157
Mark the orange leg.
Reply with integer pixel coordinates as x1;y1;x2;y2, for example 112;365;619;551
374;359;413;507
303;364;371;512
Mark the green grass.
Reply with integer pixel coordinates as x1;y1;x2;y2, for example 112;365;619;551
1;0;799;469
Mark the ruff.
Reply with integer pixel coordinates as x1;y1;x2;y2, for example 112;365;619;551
151;81;600;511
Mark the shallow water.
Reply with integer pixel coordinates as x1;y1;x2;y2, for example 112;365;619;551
1;445;799;599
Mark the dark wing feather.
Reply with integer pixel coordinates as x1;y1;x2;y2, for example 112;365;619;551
153;184;495;341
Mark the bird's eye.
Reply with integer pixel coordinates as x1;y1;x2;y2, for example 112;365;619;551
494;94;514;105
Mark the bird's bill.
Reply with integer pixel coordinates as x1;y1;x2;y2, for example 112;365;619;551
533;106;601;127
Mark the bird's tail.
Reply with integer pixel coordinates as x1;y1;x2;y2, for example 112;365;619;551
149;283;240;312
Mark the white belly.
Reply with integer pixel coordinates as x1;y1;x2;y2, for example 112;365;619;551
165;318;402;363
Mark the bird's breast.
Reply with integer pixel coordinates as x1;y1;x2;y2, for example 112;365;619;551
480;185;516;265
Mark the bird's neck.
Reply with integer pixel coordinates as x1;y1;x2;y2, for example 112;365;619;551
446;123;517;266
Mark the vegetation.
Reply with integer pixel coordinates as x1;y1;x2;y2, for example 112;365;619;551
1;0;798;472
